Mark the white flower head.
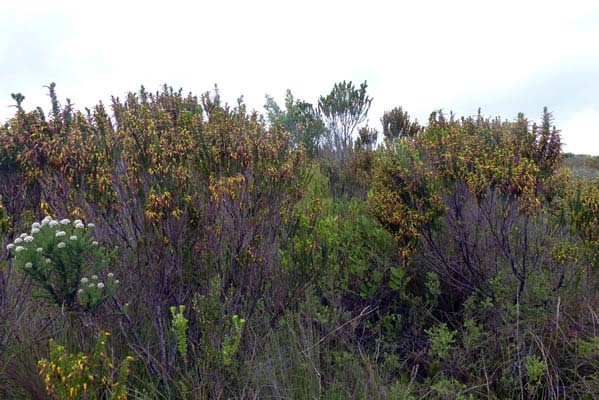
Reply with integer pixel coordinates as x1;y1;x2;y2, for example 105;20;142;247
97;282;105;289
31;228;40;234
91;275;98;280
60;219;70;225
77;288;84;294
41;219;49;226
36;247;43;252
56;231;66;237
88;283;95;288
73;219;82;225
45;258;51;264
69;235;77;241
25;262;32;269
107;272;114;278
20;233;27;239
14;238;23;244
87;223;95;229
57;242;66;249
15;246;25;253
6;243;15;250
49;220;59;227
115;280;120;285
75;223;84;229
92;241;99;246
32;222;41;229
81;277;89;283
24;236;34;242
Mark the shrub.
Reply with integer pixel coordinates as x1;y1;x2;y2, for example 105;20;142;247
37;332;133;400
6;216;116;310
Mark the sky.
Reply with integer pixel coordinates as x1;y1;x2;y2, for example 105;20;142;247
1;0;599;154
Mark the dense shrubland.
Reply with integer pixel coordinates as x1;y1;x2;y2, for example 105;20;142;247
1;82;599;399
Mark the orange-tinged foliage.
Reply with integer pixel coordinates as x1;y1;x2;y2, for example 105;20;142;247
370;110;562;261
0;85;305;225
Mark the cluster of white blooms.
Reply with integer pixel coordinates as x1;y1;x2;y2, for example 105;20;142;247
78;271;119;304
39;216;87;229
6;215;102;257
107;272;119;285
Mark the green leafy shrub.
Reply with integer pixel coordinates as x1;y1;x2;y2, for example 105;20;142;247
426;323;457;359
525;354;545;388
6;216;116;310
222;315;246;366
170;305;189;363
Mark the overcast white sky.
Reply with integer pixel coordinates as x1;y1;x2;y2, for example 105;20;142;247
1;0;599;154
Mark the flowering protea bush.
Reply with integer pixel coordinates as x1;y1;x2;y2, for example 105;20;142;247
6;216;116;309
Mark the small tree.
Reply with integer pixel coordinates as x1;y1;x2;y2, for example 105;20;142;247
381;106;421;141
264;90;326;157
318;80;372;163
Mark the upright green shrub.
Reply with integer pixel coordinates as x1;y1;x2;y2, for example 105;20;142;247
170;305;188;363
6;216;116;310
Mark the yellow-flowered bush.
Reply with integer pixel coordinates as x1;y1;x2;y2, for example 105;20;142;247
37;332;133;400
